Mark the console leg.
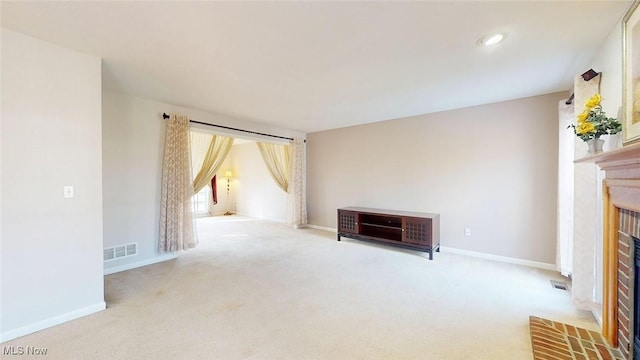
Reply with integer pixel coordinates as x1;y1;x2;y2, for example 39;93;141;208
429;251;433;260
337;234;341;241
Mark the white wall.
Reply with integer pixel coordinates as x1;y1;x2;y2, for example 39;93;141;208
224;143;288;222
0;29;105;341
102;90;302;273
211;155;234;216
102;91;171;272
589;17;623;149
307;92;565;264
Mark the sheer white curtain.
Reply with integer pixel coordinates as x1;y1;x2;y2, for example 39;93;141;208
192;134;234;193
256;139;307;227
190;131;212;186
287;138;307;227
159;114;197;252
557;100;575;276
256;142;290;192
571;73;601;311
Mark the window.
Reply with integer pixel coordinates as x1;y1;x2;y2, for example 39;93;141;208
192;185;211;216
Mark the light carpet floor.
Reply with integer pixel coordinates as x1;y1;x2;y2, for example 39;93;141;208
2;216;598;359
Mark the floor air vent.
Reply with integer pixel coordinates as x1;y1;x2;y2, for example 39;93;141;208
104;243;137;262
550;280;568;291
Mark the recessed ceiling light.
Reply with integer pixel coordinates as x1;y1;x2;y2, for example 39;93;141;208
478;33;505;47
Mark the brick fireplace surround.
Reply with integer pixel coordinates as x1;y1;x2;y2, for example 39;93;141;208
578;142;640;359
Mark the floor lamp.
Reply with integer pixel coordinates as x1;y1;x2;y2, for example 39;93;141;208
224;170;233;215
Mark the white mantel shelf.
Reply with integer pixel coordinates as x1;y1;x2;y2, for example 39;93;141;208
574;141;640;169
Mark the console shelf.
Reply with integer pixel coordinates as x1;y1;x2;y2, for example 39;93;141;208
337;207;440;260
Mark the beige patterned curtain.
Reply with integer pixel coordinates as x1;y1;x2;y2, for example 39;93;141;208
557;99;574;277
159;114;196;252
571;73;601;311
192;133;234;194
287;138;307;227
257;142;290;192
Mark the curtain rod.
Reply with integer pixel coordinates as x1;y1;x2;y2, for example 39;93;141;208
162;113;294;141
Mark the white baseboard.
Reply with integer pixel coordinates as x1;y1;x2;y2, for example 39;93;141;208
440;246;556;271
294;225;557;271
0;301;106;343
304;224;337;233
104;253;178;275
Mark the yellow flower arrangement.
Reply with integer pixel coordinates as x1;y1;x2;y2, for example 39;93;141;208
584;93;601;109
569;93;621;141
577;110;589;122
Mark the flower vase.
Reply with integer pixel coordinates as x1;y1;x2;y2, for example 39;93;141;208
586;138;604;155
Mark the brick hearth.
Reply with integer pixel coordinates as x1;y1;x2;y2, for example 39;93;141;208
530;316;624;360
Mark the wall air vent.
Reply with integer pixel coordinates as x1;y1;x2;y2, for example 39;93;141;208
550;280;568;291
103;243;137;262
103;248;115;261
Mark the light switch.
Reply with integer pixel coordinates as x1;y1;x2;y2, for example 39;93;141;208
64;186;74;198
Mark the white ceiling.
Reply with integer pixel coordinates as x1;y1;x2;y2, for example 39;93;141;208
0;1;632;133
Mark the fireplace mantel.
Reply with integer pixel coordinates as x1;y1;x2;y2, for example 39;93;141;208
575;142;640;350
576;142;640;213
575;141;640;172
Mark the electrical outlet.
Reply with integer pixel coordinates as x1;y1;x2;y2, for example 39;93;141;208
64;186;74;199
464;228;471;237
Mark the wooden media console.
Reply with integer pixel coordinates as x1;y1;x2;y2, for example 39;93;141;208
337;207;440;260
